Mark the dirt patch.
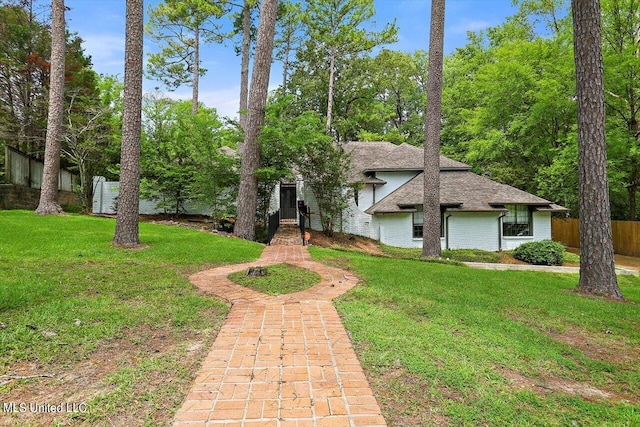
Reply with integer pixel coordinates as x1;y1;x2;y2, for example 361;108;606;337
497;367;637;404
499;252;528;265
546;325;640;366
567;247;640;271
507;314;639;367
307;229;386;256
0;326;214;426
373;367;451;427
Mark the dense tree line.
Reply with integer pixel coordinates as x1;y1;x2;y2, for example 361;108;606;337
263;0;640;222
0;1;121;211
3;0;638;222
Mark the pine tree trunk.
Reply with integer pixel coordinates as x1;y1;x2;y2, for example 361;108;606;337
422;0;444;258
325;50;336;135
572;0;623;299
282;38;290;94
192;24;200;116
234;0;279;241
239;0;251;133
113;0;143;247
35;0;65;215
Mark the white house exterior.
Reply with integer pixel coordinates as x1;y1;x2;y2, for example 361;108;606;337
275;141;566;251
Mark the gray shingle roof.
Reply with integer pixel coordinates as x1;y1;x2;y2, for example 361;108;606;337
344;141;471;183
364;170;568;214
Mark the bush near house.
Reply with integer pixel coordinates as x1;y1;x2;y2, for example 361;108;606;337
514;239;565;265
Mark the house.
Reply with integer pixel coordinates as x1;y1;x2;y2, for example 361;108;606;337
274;141;566;251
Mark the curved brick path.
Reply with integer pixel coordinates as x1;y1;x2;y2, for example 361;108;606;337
173;239;386;426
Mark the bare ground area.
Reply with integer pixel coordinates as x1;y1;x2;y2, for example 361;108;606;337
0;326;217;426
497;367;638;405
567;247;640;270
373;367;451;427
305;229;386;256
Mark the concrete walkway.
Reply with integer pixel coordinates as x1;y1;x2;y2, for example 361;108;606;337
173;239;386;426
464;262;639;276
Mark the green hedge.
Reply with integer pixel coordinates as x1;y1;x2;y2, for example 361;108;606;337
514;240;565;266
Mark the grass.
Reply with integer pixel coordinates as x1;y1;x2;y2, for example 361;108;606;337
310;246;640;426
0;210;263;426
381;244;501;263
563;250;581;264
227;263;321;295
383;244;582;265
3;211;637;425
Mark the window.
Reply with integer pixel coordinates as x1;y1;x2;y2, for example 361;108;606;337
503;205;531;236
413;206;445;238
413;206;423;238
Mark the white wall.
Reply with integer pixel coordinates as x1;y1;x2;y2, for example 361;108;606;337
447;212;501;251
268;189;280;215
501;211;552;251
341;198;373;238
377;213;413;247
374;171;420;202
358;184;375;210
92;177;212;215
304;187;323;231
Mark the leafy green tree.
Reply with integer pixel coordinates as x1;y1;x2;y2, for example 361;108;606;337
602;0;640;219
141;96;236;216
440;10;576;212
0;0;110;190
189;126;239;221
145;0;228;115
367;49;429;146
255;95;300;228
0;3;49;155
140;95;193;215
274;0;304;93
63;75;123;213
299;0;397;134
0;2;92;159
290;113;353;236
229;0;259;132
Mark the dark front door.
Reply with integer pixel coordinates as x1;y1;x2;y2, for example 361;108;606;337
280;184;296;220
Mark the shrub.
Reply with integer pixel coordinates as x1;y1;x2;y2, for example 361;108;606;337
514;240;565;266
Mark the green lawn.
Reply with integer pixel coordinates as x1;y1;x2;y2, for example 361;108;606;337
0;210;263;426
381;244;581;264
228;263;321;295
2;211;638;426
310;247;640;426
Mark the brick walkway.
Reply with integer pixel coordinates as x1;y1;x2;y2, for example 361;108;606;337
173;232;386;426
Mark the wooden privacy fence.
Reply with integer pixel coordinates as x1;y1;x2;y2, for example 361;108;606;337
4;145;77;192
552;218;640;258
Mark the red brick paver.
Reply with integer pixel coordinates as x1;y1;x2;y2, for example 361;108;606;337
174;233;386;427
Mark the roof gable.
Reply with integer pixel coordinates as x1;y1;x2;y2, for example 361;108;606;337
365;171;567;214
344;141;471;177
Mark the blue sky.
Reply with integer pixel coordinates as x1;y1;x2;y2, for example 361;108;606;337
65;0;518;118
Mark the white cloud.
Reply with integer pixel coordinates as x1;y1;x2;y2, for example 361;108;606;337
151;81;282;121
152;87;241;120
450;19;493;35
80;34;126;75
